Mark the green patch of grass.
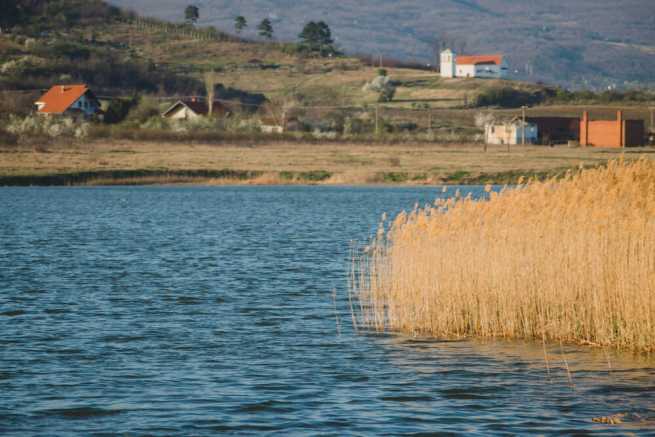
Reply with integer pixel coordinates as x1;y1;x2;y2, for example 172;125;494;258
444;170;472;182
279;170;332;182
373;172;409;183
451;166;597;185
0;168;263;186
369;172;430;183
398;78;440;88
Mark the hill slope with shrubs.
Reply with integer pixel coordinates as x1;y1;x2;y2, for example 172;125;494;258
107;0;655;89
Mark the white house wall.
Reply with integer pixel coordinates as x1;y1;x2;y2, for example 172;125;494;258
456;65;476;78
485;124;538;145
168;106;202;120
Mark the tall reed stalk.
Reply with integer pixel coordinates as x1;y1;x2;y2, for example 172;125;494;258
351;159;655;352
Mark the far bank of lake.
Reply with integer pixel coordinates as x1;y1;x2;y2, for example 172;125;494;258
1;140;653;186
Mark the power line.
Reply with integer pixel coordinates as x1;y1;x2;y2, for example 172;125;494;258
0;89;48;94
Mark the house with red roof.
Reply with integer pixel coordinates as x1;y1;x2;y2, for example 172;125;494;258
34;84;101;117
440;49;508;79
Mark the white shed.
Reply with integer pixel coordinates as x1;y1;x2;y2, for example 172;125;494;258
485;120;538;145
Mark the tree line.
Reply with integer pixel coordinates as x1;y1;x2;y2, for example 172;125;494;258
184;4;337;57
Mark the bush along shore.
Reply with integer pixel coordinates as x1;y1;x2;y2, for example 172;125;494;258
0;169;340;187
351;159;655;352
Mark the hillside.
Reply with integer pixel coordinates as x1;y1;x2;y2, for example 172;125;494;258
1;0;653;126
106;0;655;89
0;0;559;115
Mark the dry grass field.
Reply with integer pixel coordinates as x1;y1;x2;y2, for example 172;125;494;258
351;159;655;352
1;140;654;186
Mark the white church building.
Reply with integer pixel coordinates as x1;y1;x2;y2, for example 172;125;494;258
440;49;508;79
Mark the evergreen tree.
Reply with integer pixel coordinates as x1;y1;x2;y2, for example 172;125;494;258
234;16;247;34
184;5;199;25
257;18;274;40
0;0;21;29
298;21;337;57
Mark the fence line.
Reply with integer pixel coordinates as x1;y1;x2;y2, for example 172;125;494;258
125;16;245;43
92;94;468;113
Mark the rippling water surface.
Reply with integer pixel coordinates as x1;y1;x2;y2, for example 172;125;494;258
1;186;654;435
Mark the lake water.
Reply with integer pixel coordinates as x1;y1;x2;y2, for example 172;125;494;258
1;186;654;435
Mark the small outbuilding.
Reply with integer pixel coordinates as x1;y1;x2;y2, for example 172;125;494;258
580;111;644;148
258;113;299;134
162;98;228;120
485;119;538;145
35;84;101;118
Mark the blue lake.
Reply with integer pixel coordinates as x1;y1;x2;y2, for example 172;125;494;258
1;186;654;435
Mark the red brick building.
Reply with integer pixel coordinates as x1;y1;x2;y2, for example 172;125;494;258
580;111;644;148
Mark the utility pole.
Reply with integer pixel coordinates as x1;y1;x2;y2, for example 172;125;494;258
521;105;527;145
650;107;654;133
427;110;432;136
375;104;380;137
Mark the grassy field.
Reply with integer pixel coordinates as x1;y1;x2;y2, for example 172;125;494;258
1;140;653;186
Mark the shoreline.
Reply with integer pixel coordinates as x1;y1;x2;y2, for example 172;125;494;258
2;140;654;187
0;167;583;187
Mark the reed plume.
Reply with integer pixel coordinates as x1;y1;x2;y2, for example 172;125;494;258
351;159;655;352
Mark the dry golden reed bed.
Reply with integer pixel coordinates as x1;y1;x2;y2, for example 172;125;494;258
351;159;655;352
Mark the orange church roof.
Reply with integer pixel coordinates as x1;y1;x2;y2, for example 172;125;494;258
456;55;503;66
35;84;92;114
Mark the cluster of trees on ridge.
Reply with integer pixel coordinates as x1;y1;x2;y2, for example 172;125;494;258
183;4;337;56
